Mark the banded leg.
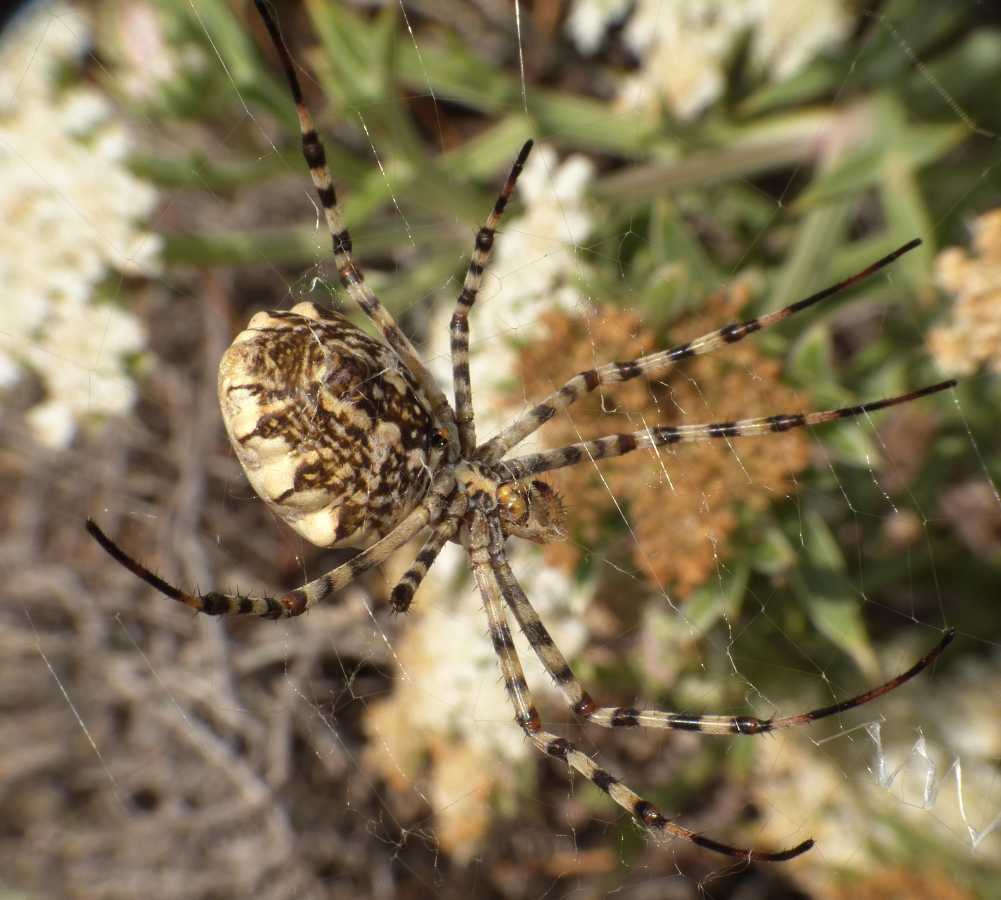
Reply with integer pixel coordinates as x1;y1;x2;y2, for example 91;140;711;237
253;1;455;431
493;379;956;481
452;140;533;455
86;473;456;619
496;555;953;735
389;493;468;613
477;239;923;463
468;526;813;862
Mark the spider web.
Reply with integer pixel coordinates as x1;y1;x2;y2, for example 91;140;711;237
3;1;1001;898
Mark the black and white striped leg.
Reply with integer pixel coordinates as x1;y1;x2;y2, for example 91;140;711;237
476;239;924;463
451;140;533;455
468;511;813;862
87;472;457;619
493;379;956;481
389;494;468;613
496;555;953;736
253;1;455;431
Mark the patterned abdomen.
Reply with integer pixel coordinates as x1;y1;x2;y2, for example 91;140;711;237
218;302;433;548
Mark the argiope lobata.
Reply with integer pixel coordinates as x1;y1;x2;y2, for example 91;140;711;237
87;0;958;863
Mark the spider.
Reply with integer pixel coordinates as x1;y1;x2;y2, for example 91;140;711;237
87;0;957;863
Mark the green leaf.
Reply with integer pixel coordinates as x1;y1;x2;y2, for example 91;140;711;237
651;199;719;282
749;525;798;575
387;22;660;155
307;0;392;111
794;570;879;679
907;29;1001;122
817;423;880;469
787;322;835;389
187;0;265;89
739;60;843;117
880;149;937;277
796;122;964;210
441;118;535;179
788;513;877;674
594;121;821;201
128;147;354;192
800;511;845;571
767;200;851;313
684;564;748;637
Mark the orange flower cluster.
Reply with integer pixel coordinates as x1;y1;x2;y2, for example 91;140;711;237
511;287;811;597
929;207;1001;376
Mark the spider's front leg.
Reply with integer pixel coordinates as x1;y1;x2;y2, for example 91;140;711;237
477;239;924;463
466;509;813;862
493;379;956;481
450;140;533;455
253;0;454;432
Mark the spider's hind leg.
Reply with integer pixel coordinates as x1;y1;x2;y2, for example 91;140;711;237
390;494;467;613
494;549;954;737
467;510;813;862
86;471;457;618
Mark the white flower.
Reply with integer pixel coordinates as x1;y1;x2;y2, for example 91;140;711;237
566;0;850;120
622;0;755;58
22;295;146;433
392;542;591;763
618;28;727;120
363;538;593;858
752;0;851;81
566;0;632;55
25;400;76;449
428;144;595;436
0;1;159;448
750;639;1001;892
103;1;208;105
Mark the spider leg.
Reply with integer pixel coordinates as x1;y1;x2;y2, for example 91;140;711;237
476;239;923;463
495;552;953;734
86;473;456;618
389;493;468;613
466;513;812;862
452;140;533;455
253;1;455;431
493;379;956;481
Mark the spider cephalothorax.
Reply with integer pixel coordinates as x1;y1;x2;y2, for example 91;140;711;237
86;0;958;864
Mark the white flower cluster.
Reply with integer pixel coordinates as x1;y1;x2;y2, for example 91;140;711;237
364;146;598;856
750;638;1001;891
0;1;159;448
103;2;207;106
567;0;851;120
428;143;595;411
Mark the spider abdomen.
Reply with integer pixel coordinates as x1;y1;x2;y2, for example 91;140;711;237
218;301;433;548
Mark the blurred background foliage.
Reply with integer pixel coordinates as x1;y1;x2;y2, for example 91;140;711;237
2;0;1001;898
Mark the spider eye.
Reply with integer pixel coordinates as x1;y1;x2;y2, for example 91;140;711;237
430;427;450;450
497;484;528;522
